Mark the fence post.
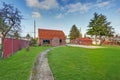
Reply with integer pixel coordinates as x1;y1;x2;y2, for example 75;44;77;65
12;37;13;55
0;38;4;58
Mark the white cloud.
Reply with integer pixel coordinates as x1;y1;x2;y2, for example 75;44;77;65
26;0;39;8
26;0;59;10
96;1;111;7
65;2;92;13
62;1;112;14
32;12;41;18
56;13;63;19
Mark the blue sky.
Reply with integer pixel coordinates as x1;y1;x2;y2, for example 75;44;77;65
0;0;120;37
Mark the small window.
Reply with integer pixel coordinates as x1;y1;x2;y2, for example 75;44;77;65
43;40;50;44
59;39;62;43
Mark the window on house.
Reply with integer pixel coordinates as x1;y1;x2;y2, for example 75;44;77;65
43;40;50;44
59;39;62;43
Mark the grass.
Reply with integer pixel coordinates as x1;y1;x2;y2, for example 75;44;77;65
48;46;120;80
0;46;50;80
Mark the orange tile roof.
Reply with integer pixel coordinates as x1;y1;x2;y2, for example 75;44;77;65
38;29;66;39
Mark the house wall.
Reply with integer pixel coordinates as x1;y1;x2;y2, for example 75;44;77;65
79;40;92;45
38;39;52;46
70;39;78;44
66;38;70;44
52;37;66;46
92;39;100;45
52;37;59;46
39;38;66;46
60;40;66;45
0;38;1;44
70;38;92;45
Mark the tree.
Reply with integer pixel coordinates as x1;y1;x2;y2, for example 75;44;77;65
0;2;22;57
25;34;31;51
79;28;82;38
26;34;31;41
14;31;20;39
30;38;37;46
69;24;80;40
87;13;114;45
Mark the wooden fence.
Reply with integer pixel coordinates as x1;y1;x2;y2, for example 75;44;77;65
3;38;29;58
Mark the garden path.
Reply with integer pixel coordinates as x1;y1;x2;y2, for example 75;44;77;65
30;48;54;80
67;44;103;49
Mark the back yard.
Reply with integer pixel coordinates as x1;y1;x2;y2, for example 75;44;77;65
0;46;49;80
48;46;120;80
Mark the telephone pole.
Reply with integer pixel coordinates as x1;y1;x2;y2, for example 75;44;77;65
34;20;36;39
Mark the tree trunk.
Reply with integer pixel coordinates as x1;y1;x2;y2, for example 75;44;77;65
0;37;4;58
95;35;97;45
99;36;105;46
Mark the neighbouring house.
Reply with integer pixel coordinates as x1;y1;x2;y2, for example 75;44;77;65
102;36;120;45
86;35;101;45
70;37;92;45
38;29;66;46
66;38;70;44
92;38;101;45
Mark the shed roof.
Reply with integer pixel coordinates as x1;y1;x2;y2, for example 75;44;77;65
38;29;66;39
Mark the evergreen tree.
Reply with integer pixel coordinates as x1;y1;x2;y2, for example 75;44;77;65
26;34;31;40
14;31;20;39
69;24;80;40
87;13;114;45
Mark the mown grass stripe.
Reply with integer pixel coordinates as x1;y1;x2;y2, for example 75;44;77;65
48;46;120;80
0;46;50;80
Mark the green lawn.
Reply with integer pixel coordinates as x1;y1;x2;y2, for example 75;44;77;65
48;46;120;80
0;46;49;80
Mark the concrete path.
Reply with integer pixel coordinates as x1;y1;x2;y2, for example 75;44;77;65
30;48;54;80
67;44;103;49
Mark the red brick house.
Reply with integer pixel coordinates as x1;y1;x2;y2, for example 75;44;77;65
38;29;66;46
70;38;92;45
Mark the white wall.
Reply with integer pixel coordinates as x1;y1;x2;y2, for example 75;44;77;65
0;38;1;44
66;38;70;43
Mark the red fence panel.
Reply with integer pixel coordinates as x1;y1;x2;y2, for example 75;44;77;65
3;38;29;58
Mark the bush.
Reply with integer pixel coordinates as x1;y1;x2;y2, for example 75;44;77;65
117;41;120;45
26;46;30;51
30;38;37;46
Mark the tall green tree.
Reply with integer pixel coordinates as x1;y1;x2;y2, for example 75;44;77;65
14;31;20;39
87;13;114;45
26;34;31;41
69;24;80;40
0;2;22;57
30;38;37;46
